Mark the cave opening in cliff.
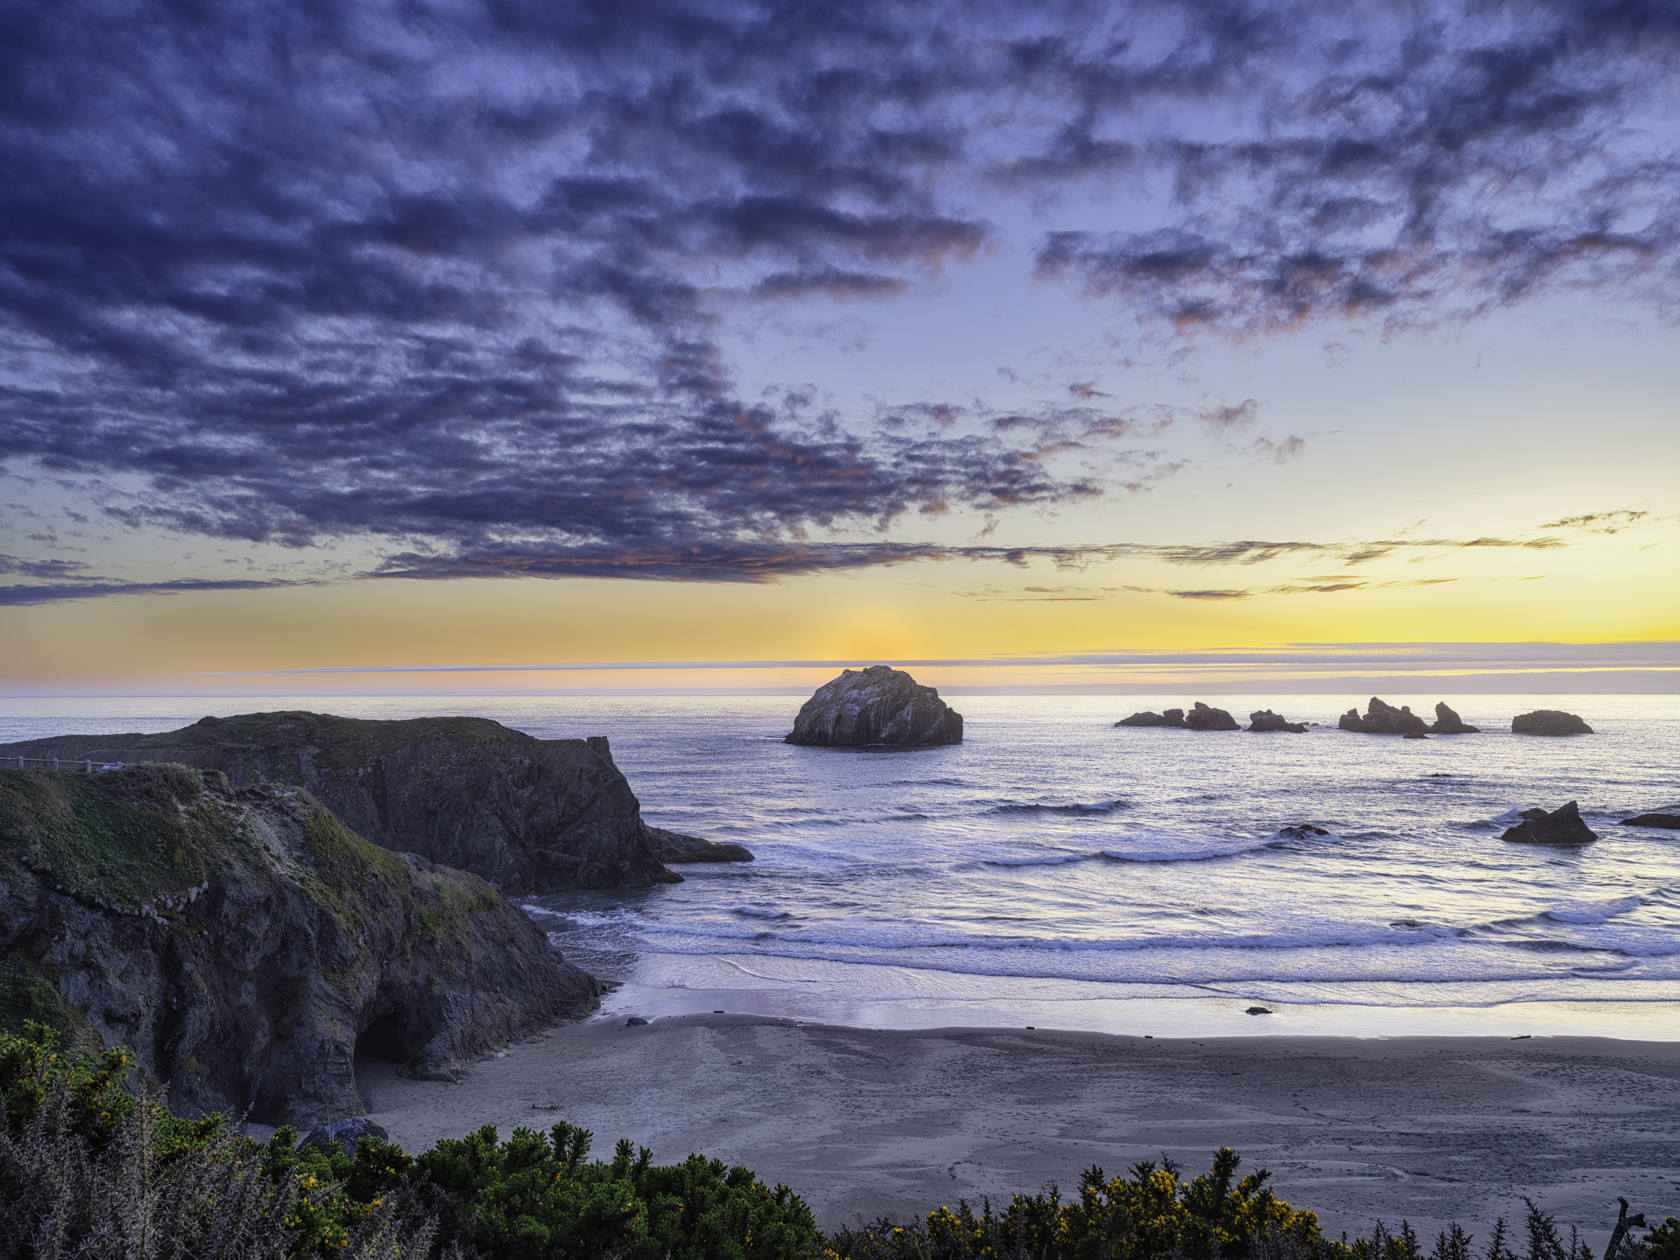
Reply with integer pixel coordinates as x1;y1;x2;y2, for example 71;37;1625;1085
355;1011;407;1063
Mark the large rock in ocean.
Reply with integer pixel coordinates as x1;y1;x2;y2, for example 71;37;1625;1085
1511;709;1593;736
1115;709;1185;727
1181;702;1239;731
1247;710;1306;733
0;764;599;1125
0;714;698;894
1339;697;1429;736
1429;703;1480;734
785;666;963;746
1501;801;1598;845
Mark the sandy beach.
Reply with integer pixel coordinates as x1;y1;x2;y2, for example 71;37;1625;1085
358;1014;1680;1249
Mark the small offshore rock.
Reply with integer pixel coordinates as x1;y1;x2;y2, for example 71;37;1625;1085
1403;733;1429;739
644;827;755;863
1245;1006;1272;1015
625;1016;649;1027
1115;709;1185;728
1273;824;1329;840
1340;697;1429;735
1501;801;1598;845
1181;702;1239;731
785;665;963;746
1429;702;1480;734
300;1117;391;1159
1248;710;1306;733
1511;709;1593;736
1618;813;1680;830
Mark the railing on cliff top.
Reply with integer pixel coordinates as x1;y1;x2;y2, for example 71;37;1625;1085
3;756;131;772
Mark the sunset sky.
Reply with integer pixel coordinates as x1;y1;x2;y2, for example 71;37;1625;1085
2;0;1676;697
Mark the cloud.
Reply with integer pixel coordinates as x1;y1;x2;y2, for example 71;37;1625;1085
1030;3;1680;336
1539;510;1651;533
2;1;1676;586
192;640;1680;676
0;579;301;607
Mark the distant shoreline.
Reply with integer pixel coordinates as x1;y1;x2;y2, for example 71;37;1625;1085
359;1014;1680;1247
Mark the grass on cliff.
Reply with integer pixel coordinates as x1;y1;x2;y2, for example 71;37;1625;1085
4;1023;1677;1260
1;766;510;1043
109;711;542;783
300;806;501;960
0;765;225;904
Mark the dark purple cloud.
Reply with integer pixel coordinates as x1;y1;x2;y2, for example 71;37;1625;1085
1;0;1674;589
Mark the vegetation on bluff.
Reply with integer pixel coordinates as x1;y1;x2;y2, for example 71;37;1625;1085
0;766;598;1121
3;1023;1676;1260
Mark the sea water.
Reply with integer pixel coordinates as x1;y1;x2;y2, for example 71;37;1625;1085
4;693;1676;1039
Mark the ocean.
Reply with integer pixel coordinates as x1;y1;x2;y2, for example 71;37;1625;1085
4;692;1676;1040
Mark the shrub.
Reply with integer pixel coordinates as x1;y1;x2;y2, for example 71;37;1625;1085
417;1119;821;1259
826;1149;1322;1260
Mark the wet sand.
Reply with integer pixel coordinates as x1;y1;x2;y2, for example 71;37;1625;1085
358;1014;1680;1247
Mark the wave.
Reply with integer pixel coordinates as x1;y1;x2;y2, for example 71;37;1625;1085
985;799;1128;817
732;905;795;921
620;938;1678;991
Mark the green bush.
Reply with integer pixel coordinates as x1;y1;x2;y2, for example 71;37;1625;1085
417;1119;820;1259
825;1149;1323;1260
2;1022;1668;1260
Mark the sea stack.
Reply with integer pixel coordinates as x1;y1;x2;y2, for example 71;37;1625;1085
1247;709;1306;733
1429;703;1480;734
785;665;963;746
1181;702;1240;731
1338;697;1430;735
1511;709;1593;735
1501;801;1598;845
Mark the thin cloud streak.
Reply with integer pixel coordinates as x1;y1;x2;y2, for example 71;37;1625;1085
199;641;1680;676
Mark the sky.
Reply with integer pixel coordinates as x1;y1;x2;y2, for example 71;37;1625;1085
1;0;1676;697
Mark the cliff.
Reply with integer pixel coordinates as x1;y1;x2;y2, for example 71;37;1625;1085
0;763;600;1126
0;713;751;894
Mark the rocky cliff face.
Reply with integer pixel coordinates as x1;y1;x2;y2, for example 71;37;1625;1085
0;764;599;1126
0;713;696;894
784;666;963;746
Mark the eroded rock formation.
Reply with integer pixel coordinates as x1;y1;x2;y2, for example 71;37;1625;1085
0;714;691;894
1429;703;1480;734
785;666;963;746
1114;709;1185;728
1511;710;1594;736
1618;813;1680;830
0;764;599;1125
1338;698;1430;736
1501;801;1598;845
1181;702;1240;731
1248;710;1306;733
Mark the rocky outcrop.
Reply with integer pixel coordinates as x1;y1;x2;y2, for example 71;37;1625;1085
0;714;689;894
1501;801;1598;845
1618;813;1680;830
1181;702;1239;731
785;666;963;746
1338;697;1429;736
1272;824;1329;840
1511;709;1593;736
1247;710;1306;733
0;764;599;1126
1114;709;1185;728
1429;703;1480;734
645;827;755;863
